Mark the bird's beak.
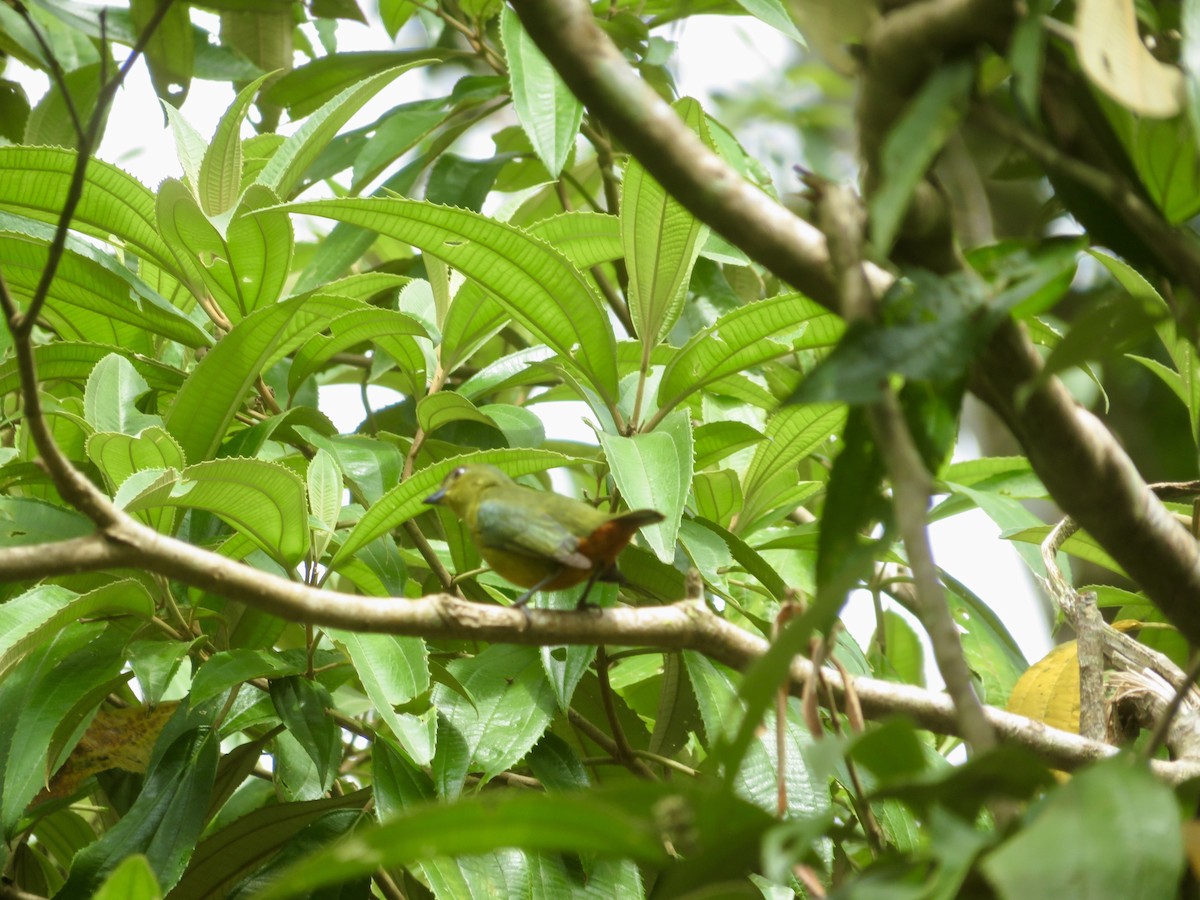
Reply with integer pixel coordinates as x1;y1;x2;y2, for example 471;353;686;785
424;488;446;505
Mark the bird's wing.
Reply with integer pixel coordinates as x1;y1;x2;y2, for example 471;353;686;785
474;498;593;569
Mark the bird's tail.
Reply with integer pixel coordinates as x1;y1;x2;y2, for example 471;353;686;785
615;509;666;528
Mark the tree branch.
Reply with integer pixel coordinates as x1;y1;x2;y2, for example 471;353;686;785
0;521;1196;781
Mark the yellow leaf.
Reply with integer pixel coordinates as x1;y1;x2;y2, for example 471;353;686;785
1076;0;1183;118
1007;642;1080;734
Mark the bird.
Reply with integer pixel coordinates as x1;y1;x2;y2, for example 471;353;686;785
423;464;665;609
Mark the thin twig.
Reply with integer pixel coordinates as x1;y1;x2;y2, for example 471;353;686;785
595;645;656;779
817;183;995;752
14;3;85;140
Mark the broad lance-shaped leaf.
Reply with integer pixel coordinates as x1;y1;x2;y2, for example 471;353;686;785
870;60;973;253
87;426;187;490
264;49;452;120
288;307;428;397
0;219;209;348
431;645;557;789
500;6;583;177
0;625;131;841
166;294;337;464
0;581;154;682
982;756;1183;900
131;0;193;107
57;727;219;897
0;146;183;281
0;343;184;398
256;64;421;201
157;181;293;323
330;630;434;765
307;448;342;563
598;409;693;563
439;211;619;373
198;73;274;217
656;291;844;414
276;198;620;404
623;98;711;350
83;354;161;436
121;458;310;566
740;403;846;529
256;786;672;899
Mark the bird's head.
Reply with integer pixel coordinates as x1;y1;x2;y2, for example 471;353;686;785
423;464;512;516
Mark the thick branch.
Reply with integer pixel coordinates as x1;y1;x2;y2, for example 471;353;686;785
1;524;1197;781
509;1;891;307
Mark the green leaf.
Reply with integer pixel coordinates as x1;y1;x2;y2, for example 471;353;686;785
83;354;161;435
657;292;843;413
93;855;162;900
24;62;103;149
132;0;194;107
128;639;195;706
122;458;311;566
940;579;1025;705
526;211;623;269
307;448;342;562
684;652;829;820
0;147;181;279
330;630;434;766
157;181;293;322
694;517;792;603
169;790;372;900
0;342;184;399
741;403;845;528
58;727;218;897
500;7;584;177
432;645;557;789
264;50;446;119
256;64;420;200
259;786;671;898
870;60;974;252
190;648;307;704
0;582;154;683
734;0;805;41
815;408;886;624
198;73;274;217
598;408;693;562
0;224;207;349
416;392;494;435
288;307;428;397
278;198;620;404
793;271;998;405
982;756;1183;899
165;294;320;464
269;678;340;793
1038;293;1165;386
1004;523;1124;576
0;495;92;546
624;97;711;347
1185;0;1200;163
298;429;403;507
0;625;129;838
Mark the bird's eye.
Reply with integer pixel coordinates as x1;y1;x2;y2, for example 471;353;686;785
450;466;467;480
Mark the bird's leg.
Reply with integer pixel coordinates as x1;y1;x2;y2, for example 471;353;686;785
575;568;604;611
512;570;560;609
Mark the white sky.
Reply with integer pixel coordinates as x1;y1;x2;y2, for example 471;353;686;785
8;4;1052;670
